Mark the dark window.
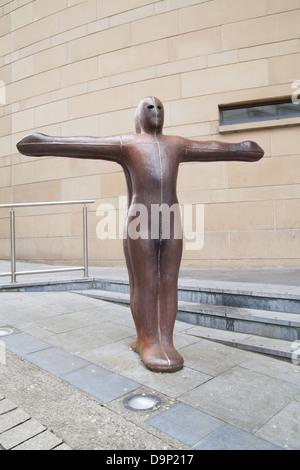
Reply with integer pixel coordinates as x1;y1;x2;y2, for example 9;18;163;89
219;98;300;126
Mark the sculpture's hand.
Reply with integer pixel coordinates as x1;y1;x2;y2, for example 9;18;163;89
17;133;50;156
183;138;264;163
238;141;264;161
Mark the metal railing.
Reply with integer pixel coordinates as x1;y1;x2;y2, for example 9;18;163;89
0;200;94;283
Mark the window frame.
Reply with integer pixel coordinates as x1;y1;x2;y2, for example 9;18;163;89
219;97;300;127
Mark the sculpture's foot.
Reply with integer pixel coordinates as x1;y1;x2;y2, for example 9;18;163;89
130;338;183;373
130;338;142;355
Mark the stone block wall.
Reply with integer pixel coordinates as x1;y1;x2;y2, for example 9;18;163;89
0;0;299;268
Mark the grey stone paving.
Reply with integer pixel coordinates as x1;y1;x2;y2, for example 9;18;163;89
0;264;299;450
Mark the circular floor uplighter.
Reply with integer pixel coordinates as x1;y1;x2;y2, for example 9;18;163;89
0;328;14;337
123;393;162;412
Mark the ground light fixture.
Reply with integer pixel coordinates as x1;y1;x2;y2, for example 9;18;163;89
0;327;14;337
123;393;162;412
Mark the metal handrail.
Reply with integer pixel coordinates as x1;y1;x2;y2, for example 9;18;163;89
0;200;94;283
0;200;94;208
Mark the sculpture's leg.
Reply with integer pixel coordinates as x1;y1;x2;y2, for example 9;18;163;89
127;236;161;368
159;236;184;370
123;237;140;346
125;235;183;372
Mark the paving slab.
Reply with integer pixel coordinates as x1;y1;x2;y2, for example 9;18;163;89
0;418;46;450
180;365;300;434
147;403;223;447
0;408;31;434
44;322;135;354
255;400;300;450
23;346;90;378
194;423;281;450
178;338;249;376
0;398;17;415
2;332;51;357
34;309;110;334
62;363;139;403
12;430;64;450
79;339;143;373
240;353;300;386
122;362;211;399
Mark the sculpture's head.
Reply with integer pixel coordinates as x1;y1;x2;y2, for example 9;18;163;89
134;96;164;135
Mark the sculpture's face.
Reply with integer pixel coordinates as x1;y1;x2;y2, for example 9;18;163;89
135;97;164;134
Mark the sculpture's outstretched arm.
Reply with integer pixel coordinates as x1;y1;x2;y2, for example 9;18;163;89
182;139;264;163
16;133;124;163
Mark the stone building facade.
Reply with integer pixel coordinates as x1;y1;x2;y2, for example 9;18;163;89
0;0;300;268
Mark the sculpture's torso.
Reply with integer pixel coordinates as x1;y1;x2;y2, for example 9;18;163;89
121;134;185;208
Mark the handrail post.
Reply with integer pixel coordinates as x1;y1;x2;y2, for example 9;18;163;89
10;210;16;283
0;200;94;282
83;206;88;278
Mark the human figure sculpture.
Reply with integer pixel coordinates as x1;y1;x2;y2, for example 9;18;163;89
17;96;264;372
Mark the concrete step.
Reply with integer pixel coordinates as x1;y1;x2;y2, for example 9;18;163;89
93;277;300;314
178;284;300;314
0;278;93;293
72;289;300;347
2;276;299;314
73;288;130;304
177;300;300;342
182;325;298;362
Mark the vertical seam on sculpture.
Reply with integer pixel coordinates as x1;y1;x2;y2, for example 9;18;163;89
156;137;168;363
154;103;171;366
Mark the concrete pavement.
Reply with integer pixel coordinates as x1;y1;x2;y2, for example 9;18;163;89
0;263;299;450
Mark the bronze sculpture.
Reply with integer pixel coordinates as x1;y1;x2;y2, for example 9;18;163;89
17;96;264;372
